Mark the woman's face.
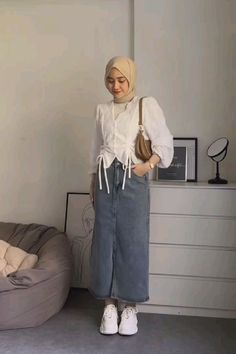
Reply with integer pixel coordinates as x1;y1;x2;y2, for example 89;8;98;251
106;68;129;99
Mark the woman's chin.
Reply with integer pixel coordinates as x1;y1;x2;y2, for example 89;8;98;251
113;93;124;99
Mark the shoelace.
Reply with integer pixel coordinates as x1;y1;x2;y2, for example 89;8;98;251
121;306;137;320
103;305;117;319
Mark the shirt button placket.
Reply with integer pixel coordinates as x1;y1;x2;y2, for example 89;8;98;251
114;120;117;155
114;120;119;186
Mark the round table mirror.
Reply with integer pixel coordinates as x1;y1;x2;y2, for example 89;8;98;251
207;137;229;184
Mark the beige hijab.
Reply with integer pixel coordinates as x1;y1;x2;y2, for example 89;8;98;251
105;56;136;103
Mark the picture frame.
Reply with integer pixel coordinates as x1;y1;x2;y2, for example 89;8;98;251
64;192;94;288
158;146;187;181
173;137;198;182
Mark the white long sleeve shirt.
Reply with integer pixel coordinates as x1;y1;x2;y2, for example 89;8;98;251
89;96;173;191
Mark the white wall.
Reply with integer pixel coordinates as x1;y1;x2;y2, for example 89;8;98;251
134;0;236;182
0;0;235;231
0;0;131;230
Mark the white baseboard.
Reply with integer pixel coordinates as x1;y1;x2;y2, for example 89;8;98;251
138;304;236;318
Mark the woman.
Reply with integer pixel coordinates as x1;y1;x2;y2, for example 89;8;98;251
89;56;173;336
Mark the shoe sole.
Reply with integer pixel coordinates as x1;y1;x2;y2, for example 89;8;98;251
100;325;118;335
100;329;118;335
118;328;138;336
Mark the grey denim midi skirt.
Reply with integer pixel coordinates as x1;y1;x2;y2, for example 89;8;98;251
89;159;150;303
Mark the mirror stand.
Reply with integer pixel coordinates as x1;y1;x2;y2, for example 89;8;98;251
208;161;228;184
207;137;229;185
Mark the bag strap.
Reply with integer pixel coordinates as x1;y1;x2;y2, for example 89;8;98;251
139;97;147;130
139;97;144;125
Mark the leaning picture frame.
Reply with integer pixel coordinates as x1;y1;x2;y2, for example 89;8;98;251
173;137;198;182
64;192;94;288
158;146;188;181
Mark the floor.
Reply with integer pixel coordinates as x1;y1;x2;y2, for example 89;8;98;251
1;288;236;354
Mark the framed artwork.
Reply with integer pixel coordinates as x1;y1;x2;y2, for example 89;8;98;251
157;137;198;182
64;192;94;288
173;138;198;182
158;146;187;181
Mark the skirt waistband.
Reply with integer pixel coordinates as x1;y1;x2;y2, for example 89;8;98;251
96;156;132;194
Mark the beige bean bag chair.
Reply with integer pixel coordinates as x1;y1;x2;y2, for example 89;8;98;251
0;222;72;330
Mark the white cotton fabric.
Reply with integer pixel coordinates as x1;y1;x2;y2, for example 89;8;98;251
89;96;173;175
0;240;38;277
113;102;128;119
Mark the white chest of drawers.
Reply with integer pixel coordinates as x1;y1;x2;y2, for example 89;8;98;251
138;181;236;318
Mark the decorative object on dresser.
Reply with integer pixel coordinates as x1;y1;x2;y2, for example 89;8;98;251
64;192;94;288
138;181;236;318
158;137;198;182
207;137;229;184
158;146;187;181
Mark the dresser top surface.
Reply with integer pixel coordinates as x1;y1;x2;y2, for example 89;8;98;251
150;181;236;190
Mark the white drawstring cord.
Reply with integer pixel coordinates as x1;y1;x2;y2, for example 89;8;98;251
128;155;132;178
104;168;110;194
122;166;127;190
122;155;132;190
98;156;102;190
96;155;110;194
97;154;132;193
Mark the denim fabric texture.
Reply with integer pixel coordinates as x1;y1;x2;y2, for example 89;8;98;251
89;159;150;303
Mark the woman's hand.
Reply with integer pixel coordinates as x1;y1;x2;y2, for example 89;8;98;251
132;162;150;177
132;154;161;177
89;174;96;206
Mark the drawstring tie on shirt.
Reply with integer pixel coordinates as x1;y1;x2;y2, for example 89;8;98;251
96;155;132;194
97;154;110;194
122;155;132;190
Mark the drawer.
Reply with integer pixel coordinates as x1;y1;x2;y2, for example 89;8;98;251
150;186;236;217
150;214;236;247
149;244;236;278
148;274;236;310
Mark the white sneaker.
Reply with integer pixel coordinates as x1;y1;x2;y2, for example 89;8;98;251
118;306;138;335
100;304;118;335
